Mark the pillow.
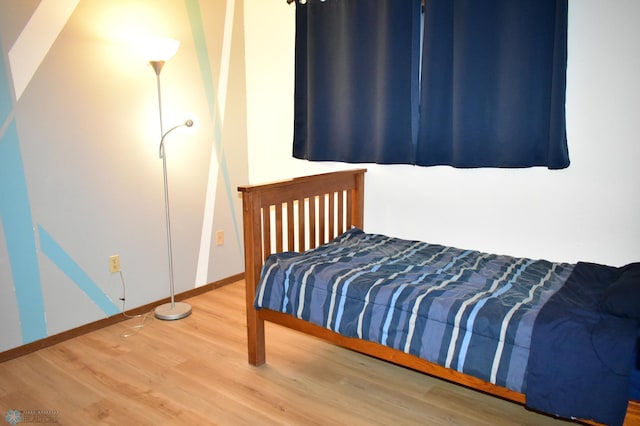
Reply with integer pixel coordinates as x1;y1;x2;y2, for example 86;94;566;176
599;262;640;320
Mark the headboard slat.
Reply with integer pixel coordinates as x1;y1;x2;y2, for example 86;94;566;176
328;192;335;241
297;198;305;251
319;195;326;244
346;191;352;236
309;196;317;249
286;200;294;251
275;204;283;253
337;190;345;235
262;207;271;261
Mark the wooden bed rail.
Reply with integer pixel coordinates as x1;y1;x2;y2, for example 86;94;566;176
238;169;366;365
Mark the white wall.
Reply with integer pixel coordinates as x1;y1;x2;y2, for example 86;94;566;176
245;0;640;266
0;0;248;353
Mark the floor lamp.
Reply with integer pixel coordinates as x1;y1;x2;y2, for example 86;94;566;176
148;38;193;320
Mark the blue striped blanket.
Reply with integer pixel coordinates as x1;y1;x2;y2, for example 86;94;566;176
255;228;574;393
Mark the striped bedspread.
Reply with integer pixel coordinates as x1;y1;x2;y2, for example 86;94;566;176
255;228;574;393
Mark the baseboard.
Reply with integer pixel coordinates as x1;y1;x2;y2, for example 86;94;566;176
0;273;244;364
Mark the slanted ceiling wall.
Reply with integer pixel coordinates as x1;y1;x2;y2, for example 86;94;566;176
0;0;248;352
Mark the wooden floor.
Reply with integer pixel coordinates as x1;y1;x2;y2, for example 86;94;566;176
0;280;574;425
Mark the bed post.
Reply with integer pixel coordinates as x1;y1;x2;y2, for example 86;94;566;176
239;187;266;366
352;170;365;229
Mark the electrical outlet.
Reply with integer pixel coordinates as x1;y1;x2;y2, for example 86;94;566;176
109;255;121;273
216;230;224;246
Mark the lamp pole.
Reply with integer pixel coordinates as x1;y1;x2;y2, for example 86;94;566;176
149;54;193;321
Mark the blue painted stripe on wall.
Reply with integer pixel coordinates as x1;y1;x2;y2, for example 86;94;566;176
38;226;119;316
0;120;47;343
185;0;243;258
185;0;217;121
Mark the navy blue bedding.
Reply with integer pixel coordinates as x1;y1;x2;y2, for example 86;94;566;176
526;262;639;425
254;229;638;424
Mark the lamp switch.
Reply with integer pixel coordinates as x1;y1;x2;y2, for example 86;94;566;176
216;230;224;246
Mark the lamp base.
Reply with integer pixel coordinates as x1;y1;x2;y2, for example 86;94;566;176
154;301;192;320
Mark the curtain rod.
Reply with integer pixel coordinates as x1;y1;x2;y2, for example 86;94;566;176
287;0;425;4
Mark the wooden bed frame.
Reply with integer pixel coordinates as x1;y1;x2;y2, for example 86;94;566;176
238;169;639;425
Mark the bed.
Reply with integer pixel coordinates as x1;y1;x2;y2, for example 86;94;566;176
238;169;640;426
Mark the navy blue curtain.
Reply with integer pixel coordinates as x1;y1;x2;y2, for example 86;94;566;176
416;0;569;168
292;0;421;164
293;0;569;169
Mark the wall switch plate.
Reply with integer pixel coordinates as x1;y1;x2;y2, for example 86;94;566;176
216;230;224;246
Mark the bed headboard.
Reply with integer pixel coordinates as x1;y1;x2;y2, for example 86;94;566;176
238;169;366;364
238;169;366;303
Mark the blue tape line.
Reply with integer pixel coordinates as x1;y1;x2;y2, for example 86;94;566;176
38;225;119;316
0;120;47;343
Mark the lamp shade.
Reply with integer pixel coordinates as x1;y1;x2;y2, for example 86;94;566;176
143;37;180;62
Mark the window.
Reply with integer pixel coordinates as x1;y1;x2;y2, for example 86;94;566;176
292;0;569;169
